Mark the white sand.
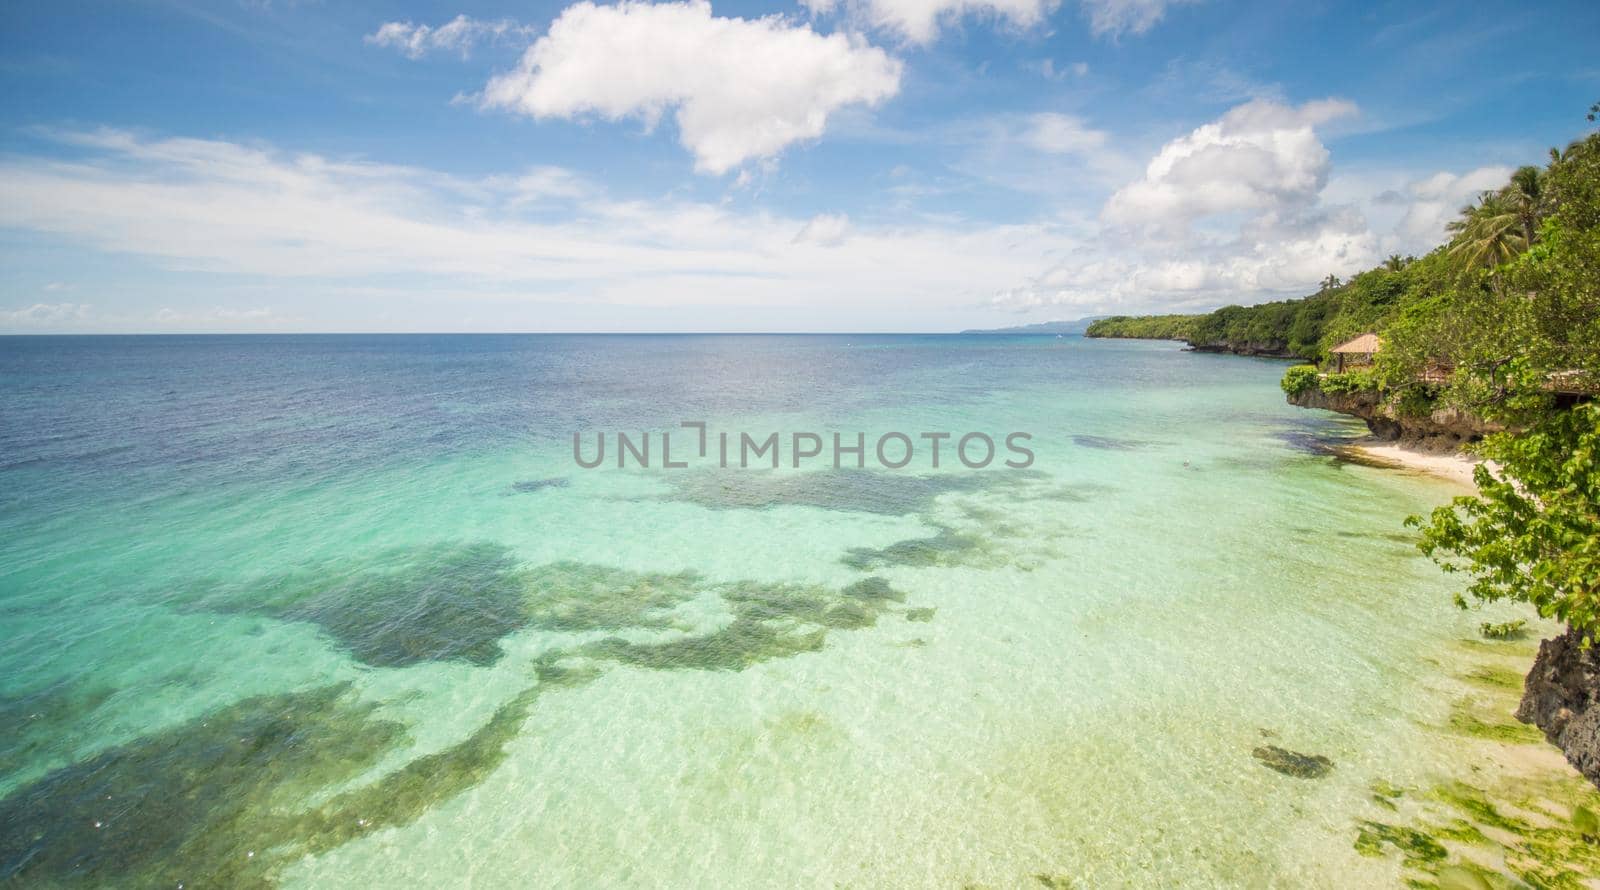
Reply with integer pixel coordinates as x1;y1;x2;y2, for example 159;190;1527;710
1345;437;1486;489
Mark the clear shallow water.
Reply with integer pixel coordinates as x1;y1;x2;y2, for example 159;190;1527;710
0;334;1534;887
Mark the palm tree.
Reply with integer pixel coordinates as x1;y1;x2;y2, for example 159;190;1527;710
1319;273;1342;292
1447;191;1526;271
1502;165;1544;247
1383;254;1408;272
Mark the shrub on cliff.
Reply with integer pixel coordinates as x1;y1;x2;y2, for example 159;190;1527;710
1320;369;1378;396
1409;403;1600;643
1280;365;1320;397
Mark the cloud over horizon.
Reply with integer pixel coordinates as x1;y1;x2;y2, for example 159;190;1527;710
0;129;1067;331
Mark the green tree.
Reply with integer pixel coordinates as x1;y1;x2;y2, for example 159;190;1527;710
1408;404;1600;643
1504;165;1546;248
1447;192;1527;272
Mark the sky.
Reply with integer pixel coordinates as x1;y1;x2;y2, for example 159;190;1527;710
0;0;1597;333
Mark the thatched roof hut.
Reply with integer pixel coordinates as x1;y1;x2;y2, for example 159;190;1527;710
1330;333;1380;372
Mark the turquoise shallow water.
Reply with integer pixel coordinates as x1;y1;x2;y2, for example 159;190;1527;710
0;334;1531;887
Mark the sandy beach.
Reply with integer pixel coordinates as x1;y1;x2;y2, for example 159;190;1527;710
1342;437;1486;489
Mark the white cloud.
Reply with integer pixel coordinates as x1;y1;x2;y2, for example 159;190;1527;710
807;0;1060;45
793;213;851;245
1022;113;1108;155
367;15;533;59
804;0;1187;44
1028;59;1090;80
479;1;902;175
0;130;1068;331
1079;0;1193;38
1391;165;1512;246
0;302;92;328
1103;98;1358;234
0;123;1520;330
995;214;1379;311
994;97;1385;312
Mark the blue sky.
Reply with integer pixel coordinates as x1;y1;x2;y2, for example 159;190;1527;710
1;0;1596;332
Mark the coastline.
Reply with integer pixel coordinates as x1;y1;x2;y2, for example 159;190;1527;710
1337;437;1484;490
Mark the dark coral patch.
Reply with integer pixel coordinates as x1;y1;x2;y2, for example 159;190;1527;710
0;684;405;888
1251;744;1333;778
521;562;701;632
0;678;564;888
192;543;529;668
842;528;987;570
0;679;115;782
660;468;1035;516
1071;435;1151;451
581;575;908;672
583;617;827;672
510;477;569;493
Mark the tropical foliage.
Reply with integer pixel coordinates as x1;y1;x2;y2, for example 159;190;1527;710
1098;111;1600;640
1410;404;1600;643
1280;365;1320;397
1083;314;1203;341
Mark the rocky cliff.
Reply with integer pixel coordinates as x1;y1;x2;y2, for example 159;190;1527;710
1517;628;1600;788
1286;384;1501;450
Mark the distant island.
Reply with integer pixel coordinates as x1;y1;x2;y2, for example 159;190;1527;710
960;317;1107;335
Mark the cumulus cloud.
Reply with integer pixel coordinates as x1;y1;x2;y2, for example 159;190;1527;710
1022;113;1108;155
1079;0;1193;38
993;97;1383;312
479;1;902;175
804;0;1060;45
366;15;533;59
1103;97;1358;234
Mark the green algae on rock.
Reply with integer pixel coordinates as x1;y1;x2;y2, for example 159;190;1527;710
1371;779;1407;811
1354;820;1449;866
1353;777;1600;889
1446;700;1547;745
1459;665;1525;692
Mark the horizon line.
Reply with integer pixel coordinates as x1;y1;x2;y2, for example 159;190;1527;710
0;330;1097;337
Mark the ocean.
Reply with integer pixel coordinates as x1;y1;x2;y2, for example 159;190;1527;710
0;334;1560;887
